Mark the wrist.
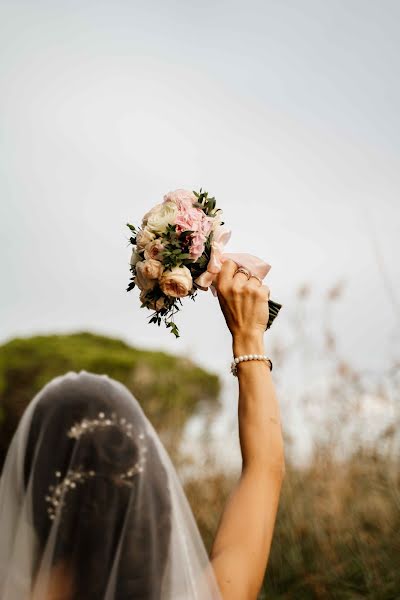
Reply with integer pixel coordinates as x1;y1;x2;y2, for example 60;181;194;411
232;331;265;357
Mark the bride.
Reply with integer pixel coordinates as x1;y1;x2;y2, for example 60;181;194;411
0;259;285;599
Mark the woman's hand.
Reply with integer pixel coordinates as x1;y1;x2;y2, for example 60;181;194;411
214;259;270;347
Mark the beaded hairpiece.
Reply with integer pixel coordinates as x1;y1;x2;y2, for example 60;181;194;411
45;412;147;521
67;411;135;439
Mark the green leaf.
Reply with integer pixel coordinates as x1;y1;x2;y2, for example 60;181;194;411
166;321;180;338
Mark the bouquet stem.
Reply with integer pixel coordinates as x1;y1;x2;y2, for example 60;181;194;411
266;300;282;330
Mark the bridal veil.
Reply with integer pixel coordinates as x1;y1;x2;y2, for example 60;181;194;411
0;371;221;599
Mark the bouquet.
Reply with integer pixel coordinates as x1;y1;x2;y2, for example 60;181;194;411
126;188;281;337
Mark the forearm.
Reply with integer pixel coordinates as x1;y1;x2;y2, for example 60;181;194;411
233;332;285;474
211;332;285;599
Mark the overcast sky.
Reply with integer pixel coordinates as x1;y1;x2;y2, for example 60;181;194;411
1;0;399;413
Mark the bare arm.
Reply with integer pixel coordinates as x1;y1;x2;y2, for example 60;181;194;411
210;260;285;600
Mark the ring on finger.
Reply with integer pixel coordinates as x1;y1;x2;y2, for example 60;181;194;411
250;274;263;285
234;267;251;279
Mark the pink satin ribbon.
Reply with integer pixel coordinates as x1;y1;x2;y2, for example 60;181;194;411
194;226;271;296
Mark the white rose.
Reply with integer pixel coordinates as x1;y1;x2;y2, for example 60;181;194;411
159;266;193;298
136;227;156;250
146;201;178;234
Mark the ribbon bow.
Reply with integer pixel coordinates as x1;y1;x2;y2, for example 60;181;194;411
194;226;271;296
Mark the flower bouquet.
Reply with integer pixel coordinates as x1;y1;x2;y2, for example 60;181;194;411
126;189;282;337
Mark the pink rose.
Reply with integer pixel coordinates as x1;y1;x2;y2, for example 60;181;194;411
160;189;217;233
163;189;196;210
175;205;213;261
175;203;213;235
189;232;206;261
159;266;193;298
175;205;201;233
144;239;164;261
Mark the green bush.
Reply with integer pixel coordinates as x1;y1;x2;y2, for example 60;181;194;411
0;331;221;470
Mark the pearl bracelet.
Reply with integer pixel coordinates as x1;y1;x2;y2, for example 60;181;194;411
230;354;273;377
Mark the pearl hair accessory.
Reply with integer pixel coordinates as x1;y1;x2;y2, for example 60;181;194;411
46;468;96;520
230;354;273;376
45;412;147;521
67;411;135;439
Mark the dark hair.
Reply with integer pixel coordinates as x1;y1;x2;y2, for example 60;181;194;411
24;372;171;599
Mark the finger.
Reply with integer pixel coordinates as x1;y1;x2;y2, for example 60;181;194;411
232;270;250;287
216;259;238;287
248;275;262;287
261;284;270;299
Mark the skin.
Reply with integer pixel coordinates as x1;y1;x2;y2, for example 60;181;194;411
210;259;285;600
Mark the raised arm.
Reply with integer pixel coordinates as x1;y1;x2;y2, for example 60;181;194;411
210;259;285;600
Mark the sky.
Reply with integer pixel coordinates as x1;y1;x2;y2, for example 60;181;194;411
1;1;399;460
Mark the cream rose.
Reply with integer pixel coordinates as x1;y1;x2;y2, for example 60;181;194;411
159;266;193;298
130;250;141;266
135;259;163;290
140;259;163;280
146;201;177;233
144;239;164;261
136;227;155;250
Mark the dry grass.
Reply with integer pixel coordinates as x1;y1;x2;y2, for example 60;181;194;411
184;284;400;599
184;448;400;599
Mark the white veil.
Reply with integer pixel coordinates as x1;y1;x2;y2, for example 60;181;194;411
0;371;222;599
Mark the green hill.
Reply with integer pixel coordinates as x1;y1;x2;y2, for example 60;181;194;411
0;332;221;470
